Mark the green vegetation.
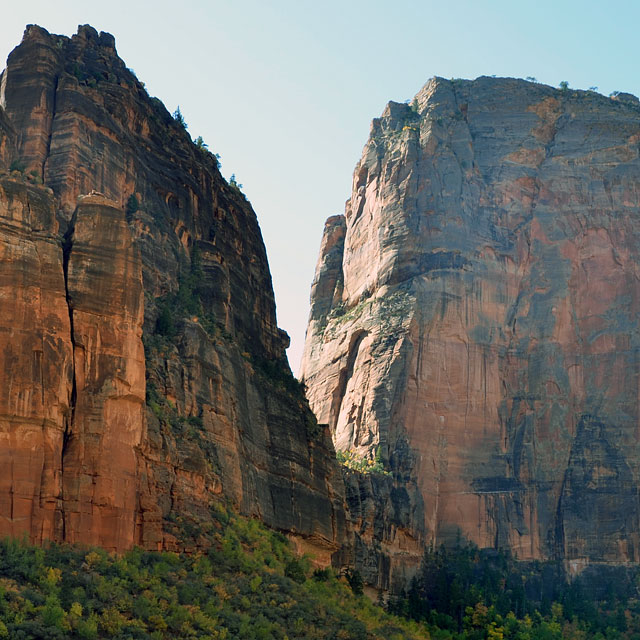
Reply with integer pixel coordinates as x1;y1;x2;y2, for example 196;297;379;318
147;244;217;347
389;541;640;639
70;63;104;88
343;568;365;596
194;136;208;150
229;174;243;191
28;169;43;184
143;246;316;436
0;510;427;639
9;159;26;173
125;195;139;222
146;382;204;439
336;448;390;476
192;135;221;168
172;107;187;130
251;355;306;397
327;298;370;325
559;80;569;91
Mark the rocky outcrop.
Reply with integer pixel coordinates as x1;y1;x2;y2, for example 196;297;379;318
302;76;640;580
0;24;347;559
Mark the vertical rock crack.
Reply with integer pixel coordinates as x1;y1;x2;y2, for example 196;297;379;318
60;217;76;540
41;74;59;181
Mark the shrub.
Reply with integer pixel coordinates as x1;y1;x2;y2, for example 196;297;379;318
194;135;208;150
41;595;65;629
172;107;187;130
9;159;26;173
284;558;307;584
155;302;175;337
336;447;391;476
126;194;139;219
312;568;332;582
229;173;243;190
344;568;364;596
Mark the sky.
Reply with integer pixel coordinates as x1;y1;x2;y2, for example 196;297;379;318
2;0;639;373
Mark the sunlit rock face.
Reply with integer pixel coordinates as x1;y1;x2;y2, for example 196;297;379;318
0;178;71;544
0;24;348;558
302;76;640;586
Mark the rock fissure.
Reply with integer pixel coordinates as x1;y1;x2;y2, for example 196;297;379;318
60;219;76;541
41;74;59;181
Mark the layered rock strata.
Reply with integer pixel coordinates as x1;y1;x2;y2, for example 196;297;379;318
63;193;145;550
0;179;71;543
302;77;640;582
0;24;347;558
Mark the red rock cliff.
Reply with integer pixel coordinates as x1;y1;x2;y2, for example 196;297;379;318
0;24;347;558
302;76;640;586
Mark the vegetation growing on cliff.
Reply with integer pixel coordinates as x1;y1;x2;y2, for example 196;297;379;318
145;244;224;354
0;509;426;639
336;448;391;476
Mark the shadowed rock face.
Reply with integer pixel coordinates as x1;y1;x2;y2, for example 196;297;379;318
302;76;640;583
0;24;347;558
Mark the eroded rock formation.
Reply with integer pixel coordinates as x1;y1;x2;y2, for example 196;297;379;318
0;24;347;559
302;76;640;585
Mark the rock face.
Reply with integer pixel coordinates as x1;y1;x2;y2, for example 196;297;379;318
63;194;145;550
0;24;347;558
0;179;71;543
302;76;640;584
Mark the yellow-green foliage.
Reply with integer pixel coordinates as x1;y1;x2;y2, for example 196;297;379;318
0;509;425;639
336;449;391;476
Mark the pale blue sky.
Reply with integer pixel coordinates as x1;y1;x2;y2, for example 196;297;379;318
2;1;638;372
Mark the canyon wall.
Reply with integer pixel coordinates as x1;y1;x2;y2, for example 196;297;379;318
0;24;347;559
8;22;640;591
302;77;640;586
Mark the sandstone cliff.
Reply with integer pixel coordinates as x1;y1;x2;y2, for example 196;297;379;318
302;76;640;586
0;24;347;558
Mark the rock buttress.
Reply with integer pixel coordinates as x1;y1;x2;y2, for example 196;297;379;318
62;194;145;551
0;182;144;549
302;76;640;582
0;178;71;542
